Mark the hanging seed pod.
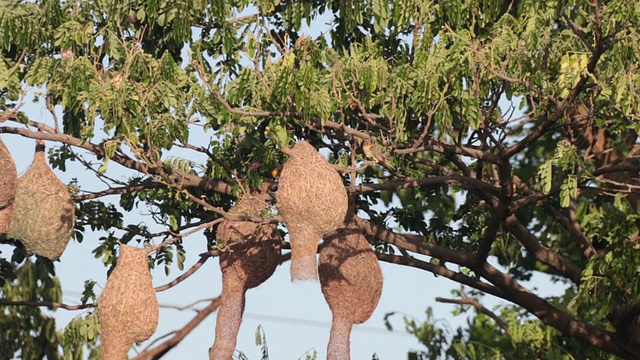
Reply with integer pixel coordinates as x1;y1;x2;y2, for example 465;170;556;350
210;192;282;360
98;244;159;360
276;141;348;281
7;140;75;260
0;138;17;234
319;223;383;360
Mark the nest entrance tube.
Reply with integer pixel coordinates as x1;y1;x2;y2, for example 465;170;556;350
276;141;348;281
97;244;159;360
0;139;17;235
210;191;282;360
7;140;75;260
319;222;383;360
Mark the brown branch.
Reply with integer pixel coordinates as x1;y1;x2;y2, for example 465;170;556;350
478;261;637;359
505;214;583;284
0;125;234;195
436;286;509;332
154;253;213;292
0;300;95;310
130;297;221;360
376;253;507;300
353;216;477;267
546;203;597;258
352;175;500;195
73;181;165;201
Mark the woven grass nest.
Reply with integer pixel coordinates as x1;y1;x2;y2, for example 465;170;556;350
0;138;17;235
276;141;348;281
98;244;159;360
319;220;383;360
210;191;282;360
7;140;75;260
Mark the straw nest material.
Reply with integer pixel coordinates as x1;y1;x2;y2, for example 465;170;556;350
319;223;383;360
7;141;75;260
0;138;17;234
210;192;282;360
98;244;159;360
276;141;348;281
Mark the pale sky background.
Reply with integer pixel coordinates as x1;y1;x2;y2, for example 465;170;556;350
0;6;565;360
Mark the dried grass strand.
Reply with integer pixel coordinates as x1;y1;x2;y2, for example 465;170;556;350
276;141;348;281
98;244;159;360
319;223;383;360
210;192;281;360
0;138;17;234
7;141;74;260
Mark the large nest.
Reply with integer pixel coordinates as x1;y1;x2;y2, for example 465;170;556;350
210;191;282;359
0;138;17;234
98;244;159;360
276;141;348;281
319;221;383;360
7;141;75;260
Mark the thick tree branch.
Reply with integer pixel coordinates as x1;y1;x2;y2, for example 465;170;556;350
352;175;500;195
478;261;637;359
376;253;507;300
505;214;583;284
0;125;234;195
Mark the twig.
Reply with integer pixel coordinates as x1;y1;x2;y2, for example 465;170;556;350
0;300;95;310
436;286;509;332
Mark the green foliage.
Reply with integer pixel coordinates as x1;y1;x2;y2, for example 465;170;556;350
0;258;62;360
2;0;640;358
61;311;101;360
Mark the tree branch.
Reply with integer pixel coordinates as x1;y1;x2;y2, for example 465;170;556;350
131;297;221;360
0;300;95;310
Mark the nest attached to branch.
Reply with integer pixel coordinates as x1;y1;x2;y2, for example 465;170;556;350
276;141;348;281
0;139;17;235
210;191;282;360
98;244;159;360
7;141;75;260
319;221;383;360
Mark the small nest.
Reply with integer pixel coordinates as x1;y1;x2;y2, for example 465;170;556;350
98;244;159;360
7;141;75;260
0;139;17;234
210;191;282;359
276;141;348;281
319;222;383;360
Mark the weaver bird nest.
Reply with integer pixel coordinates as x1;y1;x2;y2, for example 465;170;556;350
276;141;348;281
0;139;17;235
210;191;282;359
7;141;75;260
98;244;159;359
319;221;383;360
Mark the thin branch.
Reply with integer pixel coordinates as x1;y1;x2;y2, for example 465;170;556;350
352;175;501;195
0;300;95;310
154;253;213;292
130;297;221;360
436;286;509;332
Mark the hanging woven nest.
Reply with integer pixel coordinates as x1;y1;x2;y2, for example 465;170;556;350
276;141;348;281
98;244;159;360
7;140;75;260
0;138;17;235
319;221;383;360
210;191;282;360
